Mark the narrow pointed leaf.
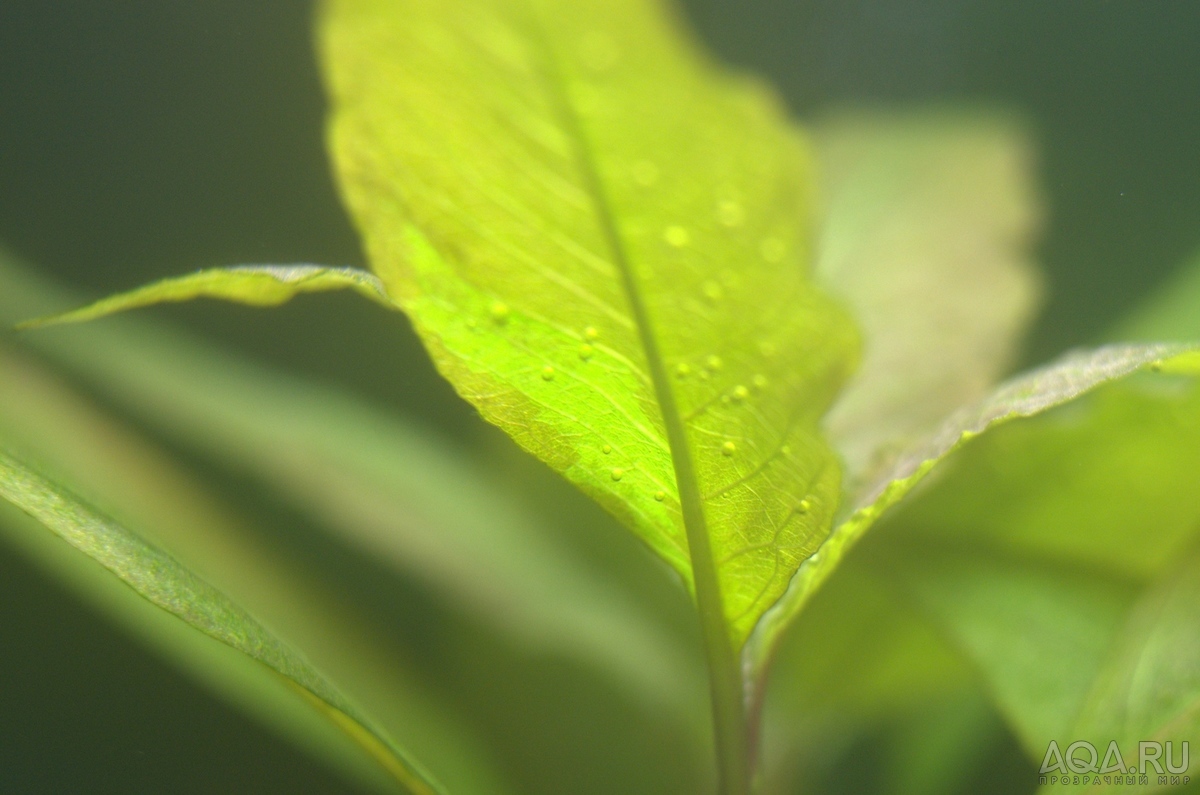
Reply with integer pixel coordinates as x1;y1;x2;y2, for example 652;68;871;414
319;0;858;648
813;108;1044;484
747;343;1200;693
17;264;396;329
0;448;444;795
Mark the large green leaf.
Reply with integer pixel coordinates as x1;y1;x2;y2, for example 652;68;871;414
0;446;442;795
318;0;858;653
25;0;858;665
0;252;706;727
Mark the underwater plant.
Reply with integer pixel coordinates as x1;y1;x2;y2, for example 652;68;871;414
3;1;1199;793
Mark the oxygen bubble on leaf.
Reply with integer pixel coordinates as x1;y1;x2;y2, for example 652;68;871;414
541;366;556;381
722;441;737;457
579;344;595;361
602;444;613;455
706;355;723;372
584;326;600;341
664;226;690;248
675;363;691;378
703;281;724;302
797;498;812;514
490;301;510;323
610;468;624;482
732;385;749;403
753;374;769;389
717;200;745;228
654;491;667;502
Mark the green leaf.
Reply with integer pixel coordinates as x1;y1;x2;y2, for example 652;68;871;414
1044;548;1200;793
890;550;1138;758
17;264;396;329
747;341;1200;699
812;108;1044;485
0;331;515;795
0;252;706;728
887;375;1200;579
0;446;443;795
318;0;858;656
1112;246;1200;344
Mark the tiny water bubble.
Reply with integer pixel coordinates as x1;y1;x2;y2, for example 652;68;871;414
717;200;745;228
664;226;690;247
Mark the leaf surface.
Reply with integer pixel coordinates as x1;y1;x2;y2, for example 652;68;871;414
0;446;443;795
319;0;858;647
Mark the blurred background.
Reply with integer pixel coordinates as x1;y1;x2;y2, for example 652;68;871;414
0;1;1197;792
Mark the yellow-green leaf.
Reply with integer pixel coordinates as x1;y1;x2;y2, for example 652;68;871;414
319;0;858;651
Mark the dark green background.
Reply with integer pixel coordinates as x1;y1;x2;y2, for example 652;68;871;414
1;2;1197;792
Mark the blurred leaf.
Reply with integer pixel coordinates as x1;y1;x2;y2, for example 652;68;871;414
1043;548;1200;793
0;446;443;795
18;265;396;328
814;108;1044;486
0;252;706;726
767;556;971;723
748;342;1198;700
891;550;1138;757
1112;247;1200;343
319;0;858;653
759;554;974;791
0;340;514;795
886;378;1200;578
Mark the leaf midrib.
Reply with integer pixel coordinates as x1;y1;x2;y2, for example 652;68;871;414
514;6;748;790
